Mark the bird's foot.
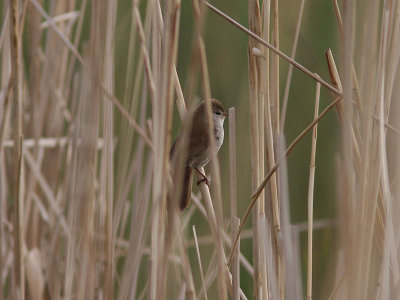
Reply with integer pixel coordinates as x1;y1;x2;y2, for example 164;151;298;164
194;167;210;186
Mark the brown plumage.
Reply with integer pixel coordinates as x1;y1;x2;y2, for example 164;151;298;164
170;99;227;210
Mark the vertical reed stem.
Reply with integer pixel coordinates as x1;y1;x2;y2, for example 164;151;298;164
307;81;321;300
231;217;241;300
9;0;24;298
229;107;237;219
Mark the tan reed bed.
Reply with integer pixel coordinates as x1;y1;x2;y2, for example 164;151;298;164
1;0;400;299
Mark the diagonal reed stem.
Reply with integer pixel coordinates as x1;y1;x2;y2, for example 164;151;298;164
202;0;342;96
228;96;342;266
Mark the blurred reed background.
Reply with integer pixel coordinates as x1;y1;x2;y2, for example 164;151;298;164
1;0;399;299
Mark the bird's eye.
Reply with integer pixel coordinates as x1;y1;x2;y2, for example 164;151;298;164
216;111;221;115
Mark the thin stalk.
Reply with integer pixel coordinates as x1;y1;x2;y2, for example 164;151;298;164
280;0;306;131
229;108;237;219
228;96;342;266
192;0;227;298
193;226;209;300
231;217;240;300
9;0;25;297
307;81;321;300
202;0;341;95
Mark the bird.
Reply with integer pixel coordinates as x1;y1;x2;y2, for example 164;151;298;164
169;99;227;211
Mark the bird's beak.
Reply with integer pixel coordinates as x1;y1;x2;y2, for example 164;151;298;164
223;111;228;117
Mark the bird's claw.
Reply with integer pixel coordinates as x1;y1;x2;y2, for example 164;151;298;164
194;167;211;187
196;177;210;186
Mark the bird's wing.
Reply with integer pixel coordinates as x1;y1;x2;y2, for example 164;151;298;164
187;126;209;163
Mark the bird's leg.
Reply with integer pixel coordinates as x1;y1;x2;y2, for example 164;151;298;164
194;167;210;186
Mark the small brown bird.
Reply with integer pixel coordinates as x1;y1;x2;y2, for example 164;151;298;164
170;99;227;211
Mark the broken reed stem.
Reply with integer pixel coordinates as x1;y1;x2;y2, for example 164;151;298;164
325;49;343;121
193;226;209;300
229;108;237;219
325;48;400;136
202;0;342;95
175;219;196;299
307;80;321;300
228;96;342;266
9;0;25;298
331;0;363;109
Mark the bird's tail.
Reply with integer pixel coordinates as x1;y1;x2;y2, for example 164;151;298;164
179;165;193;211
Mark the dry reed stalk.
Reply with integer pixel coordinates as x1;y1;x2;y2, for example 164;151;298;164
307;81;321;300
5;0;400;298
2;137;104;148
148;0;182;297
0;82;11;291
189;1;228;298
231;217;240;300
192;173;248;299
31;0;153;149
277;135;302;300
193;226;208;300
203;0;341;95
259;3;270;299
191;193;254;276
198;251;218;300
280;0;306;130
229;96;342;265
0;11;10;50
8;0;24;298
119;155;152;298
271;0;279;138
247;0;262;297
25;248;44;300
228;108;243;299
261;0;283;297
165;11;235;297
100;0;117;297
196;169;228;297
229;107;237;219
23;149;69;235
174;216;197;299
114;2;153;242
333;0;400;299
117;76;152;299
76;4;102;296
325;49;344;122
